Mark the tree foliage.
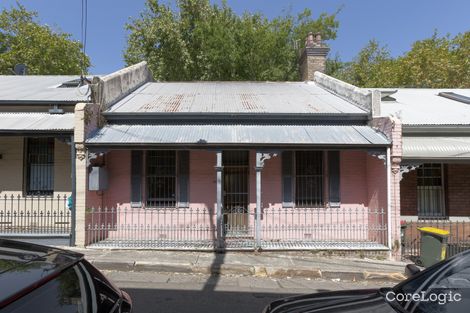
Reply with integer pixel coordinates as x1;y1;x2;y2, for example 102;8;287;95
0;3;90;75
332;32;470;88
125;0;339;81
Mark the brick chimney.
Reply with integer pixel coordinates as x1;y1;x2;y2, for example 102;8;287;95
299;32;330;80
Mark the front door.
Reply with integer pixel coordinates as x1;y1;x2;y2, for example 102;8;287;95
223;151;249;237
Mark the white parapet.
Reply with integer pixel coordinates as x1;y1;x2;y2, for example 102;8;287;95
91;61;152;109
314;71;379;116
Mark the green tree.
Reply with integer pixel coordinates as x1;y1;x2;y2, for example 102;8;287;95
334;32;470;88
125;0;340;81
0;3;90;75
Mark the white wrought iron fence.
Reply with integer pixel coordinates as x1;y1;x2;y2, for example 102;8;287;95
85;206;387;250
0;194;70;235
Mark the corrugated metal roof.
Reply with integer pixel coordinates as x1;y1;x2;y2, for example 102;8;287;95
0;76;91;103
0;113;74;132
403;136;470;159
87;124;389;146
378;88;470;126
107;81;366;115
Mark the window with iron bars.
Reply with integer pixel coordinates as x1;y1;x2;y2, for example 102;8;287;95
417;163;445;218
145;151;177;207
294;151;323;207
25;137;54;196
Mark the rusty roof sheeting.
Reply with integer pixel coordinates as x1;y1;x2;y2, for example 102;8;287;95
107;81;367;115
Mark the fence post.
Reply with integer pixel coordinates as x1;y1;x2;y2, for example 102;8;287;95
215;151;223;250
255;152;263;249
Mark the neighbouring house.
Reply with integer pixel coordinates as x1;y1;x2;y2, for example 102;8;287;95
77;34;402;255
379;89;470;220
0;75;92;245
379;88;470;258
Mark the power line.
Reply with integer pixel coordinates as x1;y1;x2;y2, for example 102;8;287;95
79;0;90;87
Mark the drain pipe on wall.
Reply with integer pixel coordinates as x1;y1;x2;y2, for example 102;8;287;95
386;147;392;252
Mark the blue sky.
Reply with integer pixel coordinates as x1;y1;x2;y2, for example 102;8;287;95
1;0;469;74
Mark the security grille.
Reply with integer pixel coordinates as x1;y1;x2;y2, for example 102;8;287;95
295;151;323;207
223;151;250;237
25;138;54;196
146;151;176;207
417;163;445;218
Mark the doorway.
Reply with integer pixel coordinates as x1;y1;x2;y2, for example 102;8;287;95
222;151;250;237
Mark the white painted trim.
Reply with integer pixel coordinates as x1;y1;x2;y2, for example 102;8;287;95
401;215;470;222
386;147;392;250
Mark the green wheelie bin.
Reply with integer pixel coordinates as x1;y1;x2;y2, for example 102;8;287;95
418;227;449;267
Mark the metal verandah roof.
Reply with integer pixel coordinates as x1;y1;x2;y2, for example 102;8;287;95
0;113;74;133
86;124;390;147
403;136;470;160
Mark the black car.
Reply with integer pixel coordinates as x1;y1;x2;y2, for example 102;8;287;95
264;250;470;312
0;239;132;312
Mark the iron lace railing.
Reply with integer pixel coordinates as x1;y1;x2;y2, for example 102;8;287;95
0;194;70;235
86;206;387;250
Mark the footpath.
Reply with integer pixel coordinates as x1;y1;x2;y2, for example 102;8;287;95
63;247;409;283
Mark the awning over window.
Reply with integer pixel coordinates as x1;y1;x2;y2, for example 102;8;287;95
403;136;470;160
0;113;73;133
86;124;389;148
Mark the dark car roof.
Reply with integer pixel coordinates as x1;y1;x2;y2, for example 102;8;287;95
0;239;83;308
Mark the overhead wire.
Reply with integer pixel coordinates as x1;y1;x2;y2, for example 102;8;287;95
78;0;91;96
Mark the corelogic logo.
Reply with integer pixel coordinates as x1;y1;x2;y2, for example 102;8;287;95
385;290;462;305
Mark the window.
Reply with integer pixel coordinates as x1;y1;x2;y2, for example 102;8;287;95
295;151;323;207
146;151;177;207
417;163;445;218
25;138;54;196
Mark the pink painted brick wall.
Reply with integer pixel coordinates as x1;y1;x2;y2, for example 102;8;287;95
371;116;403;254
189;150;217;209
340;151;368;206
86;149;388;243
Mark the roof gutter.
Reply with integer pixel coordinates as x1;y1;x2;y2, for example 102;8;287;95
86;142;390;150
102;112;370;124
0;100;80;106
403;125;470;135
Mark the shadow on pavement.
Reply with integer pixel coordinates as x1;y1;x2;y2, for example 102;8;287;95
202;251;225;292
122;288;332;313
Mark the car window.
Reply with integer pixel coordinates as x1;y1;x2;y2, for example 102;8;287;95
2;266;89;313
81;260;121;313
411;257;470;313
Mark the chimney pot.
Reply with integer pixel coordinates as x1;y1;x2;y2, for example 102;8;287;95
305;32;315;47
299;32;330;80
315;33;322;44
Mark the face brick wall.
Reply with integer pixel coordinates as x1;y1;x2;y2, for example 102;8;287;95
447;164;470;216
400;171;418;216
400;164;470;217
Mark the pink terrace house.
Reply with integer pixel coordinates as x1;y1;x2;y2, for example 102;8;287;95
79;35;402;253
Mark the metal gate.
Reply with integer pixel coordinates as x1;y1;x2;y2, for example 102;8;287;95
222;151;252;242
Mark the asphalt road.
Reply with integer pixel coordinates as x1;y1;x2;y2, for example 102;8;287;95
104;271;395;313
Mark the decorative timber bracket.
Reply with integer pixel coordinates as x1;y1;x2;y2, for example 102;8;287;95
368;149;387;165
87;152;106;167
399;163;422;181
256;152;279;170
